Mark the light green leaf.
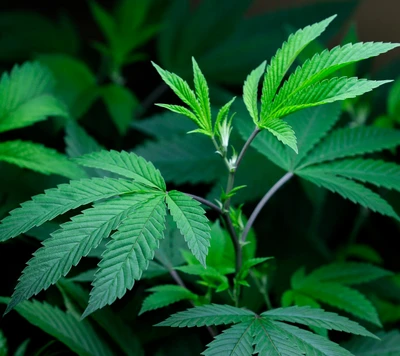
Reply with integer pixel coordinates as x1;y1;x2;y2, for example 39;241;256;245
152;62;202;121
214;97;236;134
166;191;211;267
270;77;391;119
343;330;400;356
263;306;376;338
7;194;150;312
299;126;400;168
157;304;255;327
75;150;166;191
297;171;399;221
0;297;113;356
0;178;144;243
303;159;400;192
140;285;197;315
202;320;256;356
260;119;298;153
297;282;381;326
155;104;201;127
0;61;68;133
260;15;335;121
273;42;400;112
192;57;212;132
84;195;166;316
0;140;87;179
274;321;353;355
101;84;139;135
243;61;266;124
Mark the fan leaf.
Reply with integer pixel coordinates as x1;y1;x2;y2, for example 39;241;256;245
260;15;335;121
7;194;151;313
84;195;167;317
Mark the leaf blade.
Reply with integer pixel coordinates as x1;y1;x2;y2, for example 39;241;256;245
0;178;145;243
263;306;376;338
75;150;166;191
299;126;400;167
157;304;255;327
260;15;335;121
7;194;151;312
297;171;399;221
139;285;197;315
84;195;167;316
243;61;266;124
166;191;211;267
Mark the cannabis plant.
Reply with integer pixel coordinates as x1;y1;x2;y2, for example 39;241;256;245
0;62;85;179
1;15;400;355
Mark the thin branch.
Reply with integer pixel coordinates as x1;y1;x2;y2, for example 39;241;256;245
223;126;260;210
185;193;222;214
241;172;294;243
235;126;260;169
169;268;187;289
165;263;217;337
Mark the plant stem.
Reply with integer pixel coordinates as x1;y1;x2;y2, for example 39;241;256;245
241;172;293;243
223;127;260;211
169;268;186;289
222;213;242;273
236;126;260;169
185;193;222;214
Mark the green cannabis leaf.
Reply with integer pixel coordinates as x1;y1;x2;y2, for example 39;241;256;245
158;304;377;355
283;262;392;326
0;150;211;315
0;61;85;179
